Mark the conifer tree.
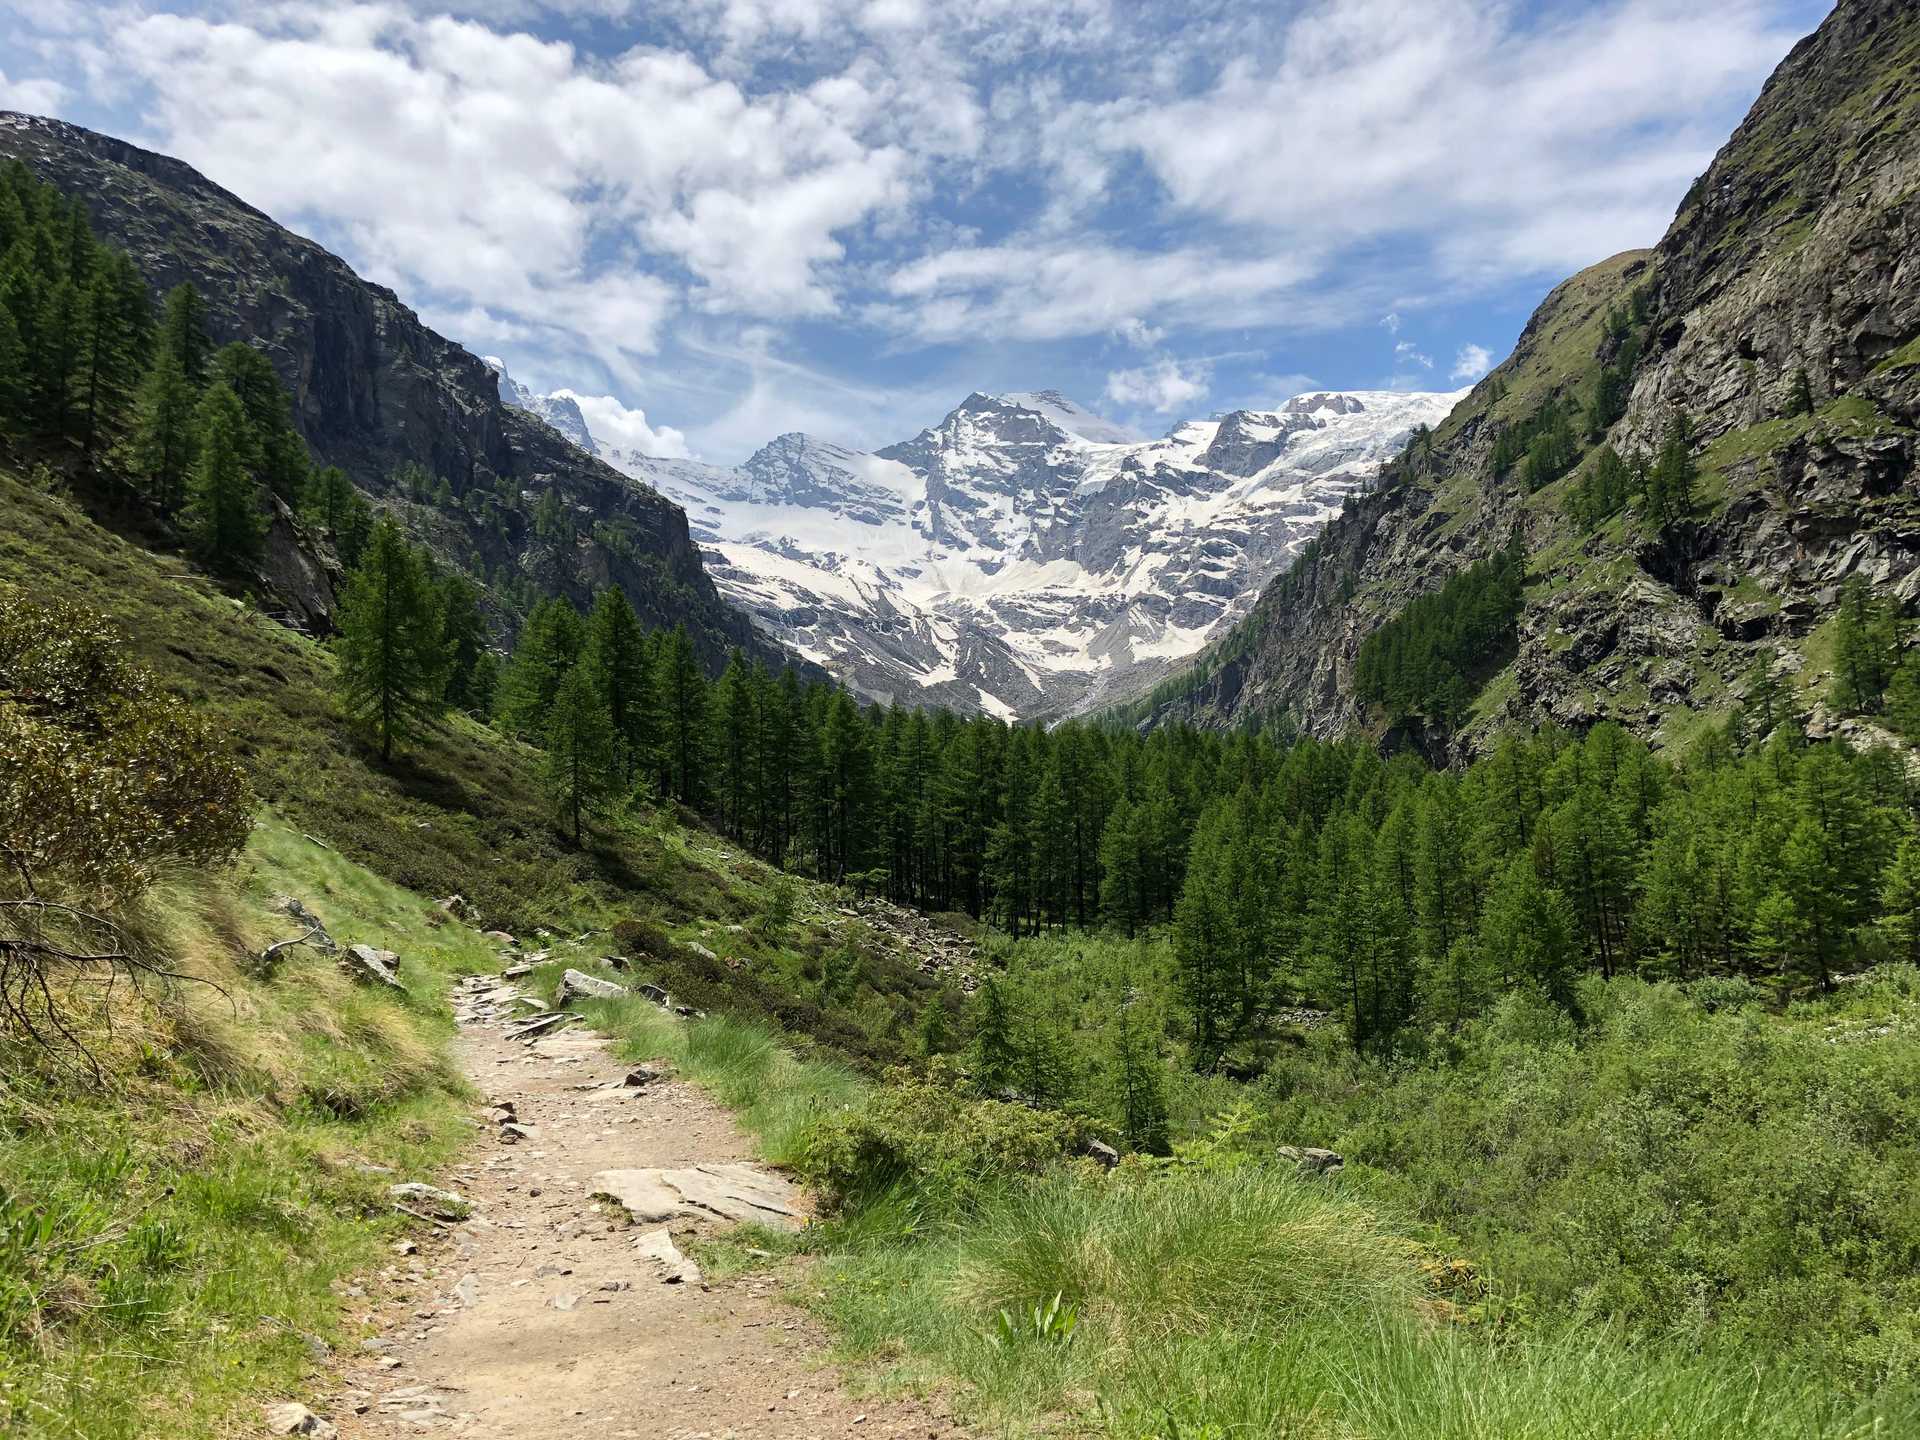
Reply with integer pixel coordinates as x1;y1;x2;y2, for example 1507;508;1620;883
1831;577;1900;715
335;518;448;761
211;341;308;499
494;596;586;738
129;348;198;511
437;573;488;710
1788;367;1815;417
659;625;710;807
544;663;616;844
185;382;264;568
158;281;212;385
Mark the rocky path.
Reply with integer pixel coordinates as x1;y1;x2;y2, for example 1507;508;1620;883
320;974;961;1440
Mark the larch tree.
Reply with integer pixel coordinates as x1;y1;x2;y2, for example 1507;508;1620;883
185;382;264;568
543;663;616;844
336;518;448;761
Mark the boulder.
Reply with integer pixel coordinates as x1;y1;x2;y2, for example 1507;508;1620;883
589;1163;804;1231
1082;1139;1120;1169
483;930;517;947
558;968;626;1003
623;1066;666;1088
681;940;719;962
637;982;671;1006
340;944;403;989
1276;1145;1344;1175
265;1402;337;1437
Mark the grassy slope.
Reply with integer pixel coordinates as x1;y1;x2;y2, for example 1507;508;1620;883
569;963;1917;1440
1;820;492;1439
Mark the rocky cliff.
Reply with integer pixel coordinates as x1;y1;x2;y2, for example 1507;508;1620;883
1143;0;1920;755
0;112;773;668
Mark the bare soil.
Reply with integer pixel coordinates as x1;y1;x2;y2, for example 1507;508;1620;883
325;977;962;1440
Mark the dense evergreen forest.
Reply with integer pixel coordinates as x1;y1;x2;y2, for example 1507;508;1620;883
12;149;1920;1079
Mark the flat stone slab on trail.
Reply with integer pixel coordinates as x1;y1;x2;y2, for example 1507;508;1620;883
590;1162;805;1230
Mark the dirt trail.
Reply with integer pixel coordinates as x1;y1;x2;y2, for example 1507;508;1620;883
328;974;960;1440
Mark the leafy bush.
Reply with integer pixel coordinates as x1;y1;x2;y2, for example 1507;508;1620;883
799;1067;1085;1216
0;586;251;896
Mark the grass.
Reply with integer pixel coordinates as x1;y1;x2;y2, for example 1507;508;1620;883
565;961;1920;1439
0;821;486;1439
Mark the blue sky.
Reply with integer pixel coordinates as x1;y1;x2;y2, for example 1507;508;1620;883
1;0;1831;462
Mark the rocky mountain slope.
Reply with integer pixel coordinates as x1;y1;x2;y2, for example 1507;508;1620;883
0;112;771;667
497;367;1457;718
1139;0;1920;754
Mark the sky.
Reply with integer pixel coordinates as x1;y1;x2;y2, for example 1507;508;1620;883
1;0;1832;464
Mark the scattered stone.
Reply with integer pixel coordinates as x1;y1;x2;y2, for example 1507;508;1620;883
484;930;517;947
504;1012;575;1040
265;1402;337;1437
388;1183;468;1218
451;1273;479;1307
1082;1139;1120;1169
602;954;630;971
632;1228;701;1285
500;963;535;979
550;1292;581;1311
269;897;337;950
1276;1145;1344;1175
637;983;671;1006
499;1122;536;1143
558;968;627;1003
622;1066;665;1088
341;944;404;990
391;1240;419;1256
681;941;719;963
436;894;478;922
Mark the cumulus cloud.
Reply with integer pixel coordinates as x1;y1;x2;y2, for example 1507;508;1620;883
1451;343;1494;381
558;389;692;460
3;0;1814;456
0;69;68;113
1104;356;1207;414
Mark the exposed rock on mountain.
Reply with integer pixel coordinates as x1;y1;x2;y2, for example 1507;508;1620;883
494;362;1458;719
1141;0;1920;753
0;112;770;666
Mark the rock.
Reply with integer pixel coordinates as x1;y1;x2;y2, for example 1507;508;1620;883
549;1292;581;1311
340;944;403;990
484;930;517;947
451;1273;478;1307
681;941;719;962
558;968;626;1003
265;1402;337;1437
499;1122;536;1143
637;982;670;1006
589;1163;804;1231
1276;1145;1345;1175
633;1228;702;1285
268;897;337;951
500;962;535;979
1082;1139;1120;1169
622;1066;665;1088
601;954;630;971
388;1182;468;1218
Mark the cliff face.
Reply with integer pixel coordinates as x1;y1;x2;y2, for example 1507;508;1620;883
1147;0;1920;754
0;113;776;668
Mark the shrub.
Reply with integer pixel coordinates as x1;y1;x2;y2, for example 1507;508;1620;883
611;916;672;960
799;1067;1085;1217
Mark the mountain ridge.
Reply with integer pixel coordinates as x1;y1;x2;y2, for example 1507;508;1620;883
1135;0;1920;753
491;361;1461;719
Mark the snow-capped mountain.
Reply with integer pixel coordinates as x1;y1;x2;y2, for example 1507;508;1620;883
489;362;1461;719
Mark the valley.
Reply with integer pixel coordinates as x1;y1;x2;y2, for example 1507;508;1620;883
3;1;1920;1438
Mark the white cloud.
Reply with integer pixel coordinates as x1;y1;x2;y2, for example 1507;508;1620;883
0;68;69;113
1104;356;1206;414
557;389;692;459
1380;312;1401;335
1394;340;1433;369
1450;343;1494;381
